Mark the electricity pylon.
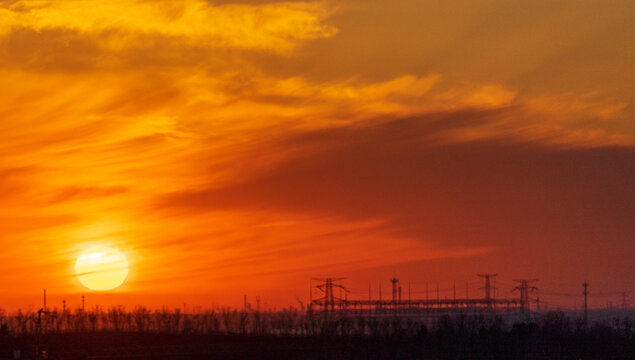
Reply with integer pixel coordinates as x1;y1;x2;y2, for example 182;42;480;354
478;273;498;311
512;279;538;314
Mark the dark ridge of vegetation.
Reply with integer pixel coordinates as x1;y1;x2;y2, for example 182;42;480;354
0;309;632;359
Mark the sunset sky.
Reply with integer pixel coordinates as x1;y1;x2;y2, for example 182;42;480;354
0;0;633;312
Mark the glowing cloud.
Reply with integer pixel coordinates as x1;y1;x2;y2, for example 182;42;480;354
0;0;337;51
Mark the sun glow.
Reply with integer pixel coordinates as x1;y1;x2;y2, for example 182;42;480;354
75;246;129;291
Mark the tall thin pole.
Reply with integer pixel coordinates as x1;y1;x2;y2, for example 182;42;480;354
309;280;312;313
369;283;372;314
436;283;440;302
583;281;589;324
426;282;429;302
453;282;456;301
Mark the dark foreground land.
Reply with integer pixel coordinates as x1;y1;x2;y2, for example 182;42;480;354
1;313;633;360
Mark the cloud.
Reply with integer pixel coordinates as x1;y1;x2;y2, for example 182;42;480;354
0;0;337;52
160;110;635;253
48;186;129;205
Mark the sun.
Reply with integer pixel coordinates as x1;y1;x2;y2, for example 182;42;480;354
75;245;129;291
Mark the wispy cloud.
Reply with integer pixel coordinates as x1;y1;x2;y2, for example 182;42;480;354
0;0;337;51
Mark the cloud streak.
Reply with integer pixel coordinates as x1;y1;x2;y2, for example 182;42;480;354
0;0;337;51
160;110;635;246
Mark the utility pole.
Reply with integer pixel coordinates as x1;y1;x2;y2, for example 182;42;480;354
512;279;538;314
36;307;51;359
327;279;334;311
368;283;372;315
391;276;399;303
583;281;589;324
426;282;429;302
309;281;312;315
453;282;456;301
436;283;440;303
43;289;47;311
478;273;498;311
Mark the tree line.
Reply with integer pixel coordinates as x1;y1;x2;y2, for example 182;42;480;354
0;307;633;359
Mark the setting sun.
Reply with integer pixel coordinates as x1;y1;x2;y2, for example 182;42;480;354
75;246;129;291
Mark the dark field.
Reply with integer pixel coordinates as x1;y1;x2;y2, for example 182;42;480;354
1;312;633;360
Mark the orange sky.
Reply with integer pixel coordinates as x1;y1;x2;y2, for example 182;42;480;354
0;0;633;312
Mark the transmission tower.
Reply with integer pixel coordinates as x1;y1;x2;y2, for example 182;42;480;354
390;276;400;303
312;277;348;317
512;279;538;313
478;273;498;311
